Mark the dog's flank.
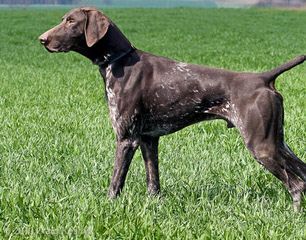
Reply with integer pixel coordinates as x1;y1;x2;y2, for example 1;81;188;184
39;7;306;211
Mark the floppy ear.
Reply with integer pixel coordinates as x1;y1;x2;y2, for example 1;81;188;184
84;9;110;47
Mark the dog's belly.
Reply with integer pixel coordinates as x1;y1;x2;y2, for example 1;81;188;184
140;108;217;137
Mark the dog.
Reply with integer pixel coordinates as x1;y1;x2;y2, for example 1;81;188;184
39;6;306;210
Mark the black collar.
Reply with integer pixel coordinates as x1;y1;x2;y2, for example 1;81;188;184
99;46;136;68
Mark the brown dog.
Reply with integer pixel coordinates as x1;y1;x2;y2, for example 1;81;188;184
39;7;306;210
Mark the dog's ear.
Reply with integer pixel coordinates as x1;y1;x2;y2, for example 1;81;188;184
83;8;110;47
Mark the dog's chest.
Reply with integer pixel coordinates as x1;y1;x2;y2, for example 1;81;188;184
104;66;138;137
104;67;120;133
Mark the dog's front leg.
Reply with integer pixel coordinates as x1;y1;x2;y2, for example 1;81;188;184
108;138;139;198
140;136;160;196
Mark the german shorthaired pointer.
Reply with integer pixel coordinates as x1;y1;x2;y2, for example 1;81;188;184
39;7;306;210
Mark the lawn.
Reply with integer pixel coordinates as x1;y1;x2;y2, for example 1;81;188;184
0;7;305;239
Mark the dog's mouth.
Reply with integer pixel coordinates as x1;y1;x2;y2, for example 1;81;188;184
44;45;70;53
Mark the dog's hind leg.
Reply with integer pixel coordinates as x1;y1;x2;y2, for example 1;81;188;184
140;136;160;196
233;89;306;211
280;143;306;182
251;145;306;211
278;143;306;210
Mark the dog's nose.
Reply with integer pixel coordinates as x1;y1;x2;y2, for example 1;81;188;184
39;34;48;45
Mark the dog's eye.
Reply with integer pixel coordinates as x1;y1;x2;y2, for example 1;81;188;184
66;18;75;24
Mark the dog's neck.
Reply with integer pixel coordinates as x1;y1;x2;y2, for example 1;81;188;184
75;24;133;68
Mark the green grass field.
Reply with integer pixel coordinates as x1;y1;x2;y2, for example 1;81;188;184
0;7;305;239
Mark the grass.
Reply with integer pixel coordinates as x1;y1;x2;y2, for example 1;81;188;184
0;7;305;239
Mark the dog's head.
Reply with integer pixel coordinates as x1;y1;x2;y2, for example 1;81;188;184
38;6;110;52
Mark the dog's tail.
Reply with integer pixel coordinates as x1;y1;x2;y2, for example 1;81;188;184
261;55;305;85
